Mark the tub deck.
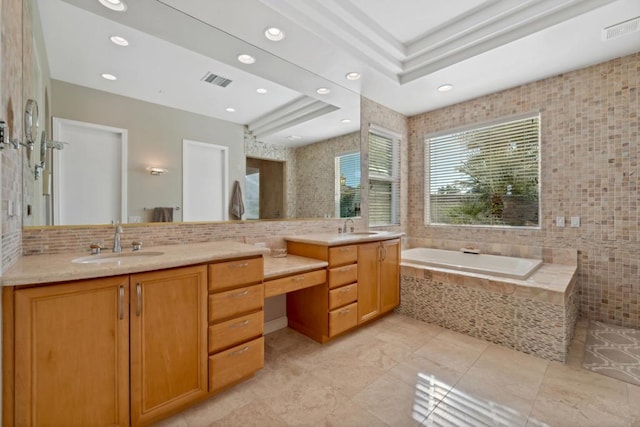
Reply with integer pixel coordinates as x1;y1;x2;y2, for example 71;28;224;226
399;260;578;362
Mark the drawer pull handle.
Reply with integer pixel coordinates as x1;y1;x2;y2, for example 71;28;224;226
230;262;249;269
231;346;250;356
229;320;250;329
292;275;305;282
228;290;249;298
339;247;351;252
340;308;351;315
339;287;351;293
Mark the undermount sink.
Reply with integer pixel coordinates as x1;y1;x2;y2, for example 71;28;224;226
72;251;165;264
349;231;380;235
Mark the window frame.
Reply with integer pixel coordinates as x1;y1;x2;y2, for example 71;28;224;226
424;113;541;229
368;125;401;227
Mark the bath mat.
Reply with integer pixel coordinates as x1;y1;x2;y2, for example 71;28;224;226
582;321;640;386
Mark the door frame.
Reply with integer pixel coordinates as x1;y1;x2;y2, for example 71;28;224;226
52;117;128;225
182;139;229;222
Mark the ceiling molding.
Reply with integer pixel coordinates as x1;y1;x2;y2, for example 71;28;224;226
248;96;339;138
260;0;617;85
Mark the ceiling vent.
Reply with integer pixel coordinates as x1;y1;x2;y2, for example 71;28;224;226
201;72;232;88
602;16;640;41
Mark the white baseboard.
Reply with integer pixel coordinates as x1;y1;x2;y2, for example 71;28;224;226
264;316;288;335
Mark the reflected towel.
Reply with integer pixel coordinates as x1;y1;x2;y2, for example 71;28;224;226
230;180;245;220
153;207;174;222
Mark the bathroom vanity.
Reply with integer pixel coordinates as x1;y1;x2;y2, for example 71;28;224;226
285;231;402;343
1;233;402;426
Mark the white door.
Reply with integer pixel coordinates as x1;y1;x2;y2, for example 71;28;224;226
182;139;228;222
52;118;127;225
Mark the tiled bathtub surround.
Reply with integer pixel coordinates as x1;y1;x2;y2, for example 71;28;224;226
398;260;578;362
407;53;640;329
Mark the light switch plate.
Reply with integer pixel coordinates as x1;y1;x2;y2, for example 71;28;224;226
556;216;565;227
570;216;580;227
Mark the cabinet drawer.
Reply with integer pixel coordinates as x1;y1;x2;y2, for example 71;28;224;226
209;311;264;353
209;336;264;393
329;302;358;337
209;257;263;292
328;264;357;289
264;269;326;298
328;245;357;267
209;284;263;322
329;283;358;310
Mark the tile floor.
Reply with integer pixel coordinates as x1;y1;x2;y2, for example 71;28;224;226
158;314;640;426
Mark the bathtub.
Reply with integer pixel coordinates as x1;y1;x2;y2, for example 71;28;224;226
401;247;543;280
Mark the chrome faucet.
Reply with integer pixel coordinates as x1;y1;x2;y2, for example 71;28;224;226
342;218;355;234
113;223;123;253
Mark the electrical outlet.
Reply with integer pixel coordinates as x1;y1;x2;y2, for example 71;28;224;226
570;216;580;227
556;216;565;227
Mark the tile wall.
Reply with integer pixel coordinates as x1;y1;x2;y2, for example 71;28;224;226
407;53;640;327
1;0;25;270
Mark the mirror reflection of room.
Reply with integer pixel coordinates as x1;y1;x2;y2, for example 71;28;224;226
22;0;361;227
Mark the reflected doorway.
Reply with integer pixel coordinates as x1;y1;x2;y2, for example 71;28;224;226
245;158;285;219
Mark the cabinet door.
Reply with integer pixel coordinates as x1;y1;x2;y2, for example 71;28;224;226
15;276;130;427
357;242;381;323
380;239;401;313
130;265;208;426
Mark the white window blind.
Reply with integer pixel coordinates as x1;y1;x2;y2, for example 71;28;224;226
369;129;400;226
425;114;540;227
335;152;361;218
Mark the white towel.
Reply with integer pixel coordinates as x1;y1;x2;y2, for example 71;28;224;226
230;180;245;220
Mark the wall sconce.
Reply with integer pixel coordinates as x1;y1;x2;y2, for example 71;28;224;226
148;167;168;176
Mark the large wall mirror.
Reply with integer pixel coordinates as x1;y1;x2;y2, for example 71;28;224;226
22;0;361;227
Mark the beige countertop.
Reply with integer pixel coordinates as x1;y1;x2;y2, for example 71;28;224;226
2;241;268;287
284;230;404;246
263;254;328;279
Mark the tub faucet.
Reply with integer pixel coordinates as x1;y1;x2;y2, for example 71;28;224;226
113;223;123;253
342;218;355;234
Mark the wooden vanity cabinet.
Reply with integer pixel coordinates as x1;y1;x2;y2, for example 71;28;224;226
208;257;265;393
286;238;400;343
357;239;401;323
286;242;360;343
9;263;219;427
130;265;208;426
13;276;131;427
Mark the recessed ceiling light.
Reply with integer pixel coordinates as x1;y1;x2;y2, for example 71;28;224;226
256;88;267;94
109;35;129;46
264;27;285;41
316;87;330;95
237;54;255;64
98;0;127;12
341;119;351;124
438;84;454;92
345;72;361;81
101;73;117;81
225;107;236;113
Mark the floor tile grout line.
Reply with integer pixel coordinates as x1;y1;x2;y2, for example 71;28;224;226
420;331;490;423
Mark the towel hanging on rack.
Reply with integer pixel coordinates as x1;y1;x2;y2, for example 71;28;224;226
230;180;244;220
152;207;174;222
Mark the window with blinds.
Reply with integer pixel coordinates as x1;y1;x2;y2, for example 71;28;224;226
335;151;361;218
369;129;400;226
425;114;540;227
